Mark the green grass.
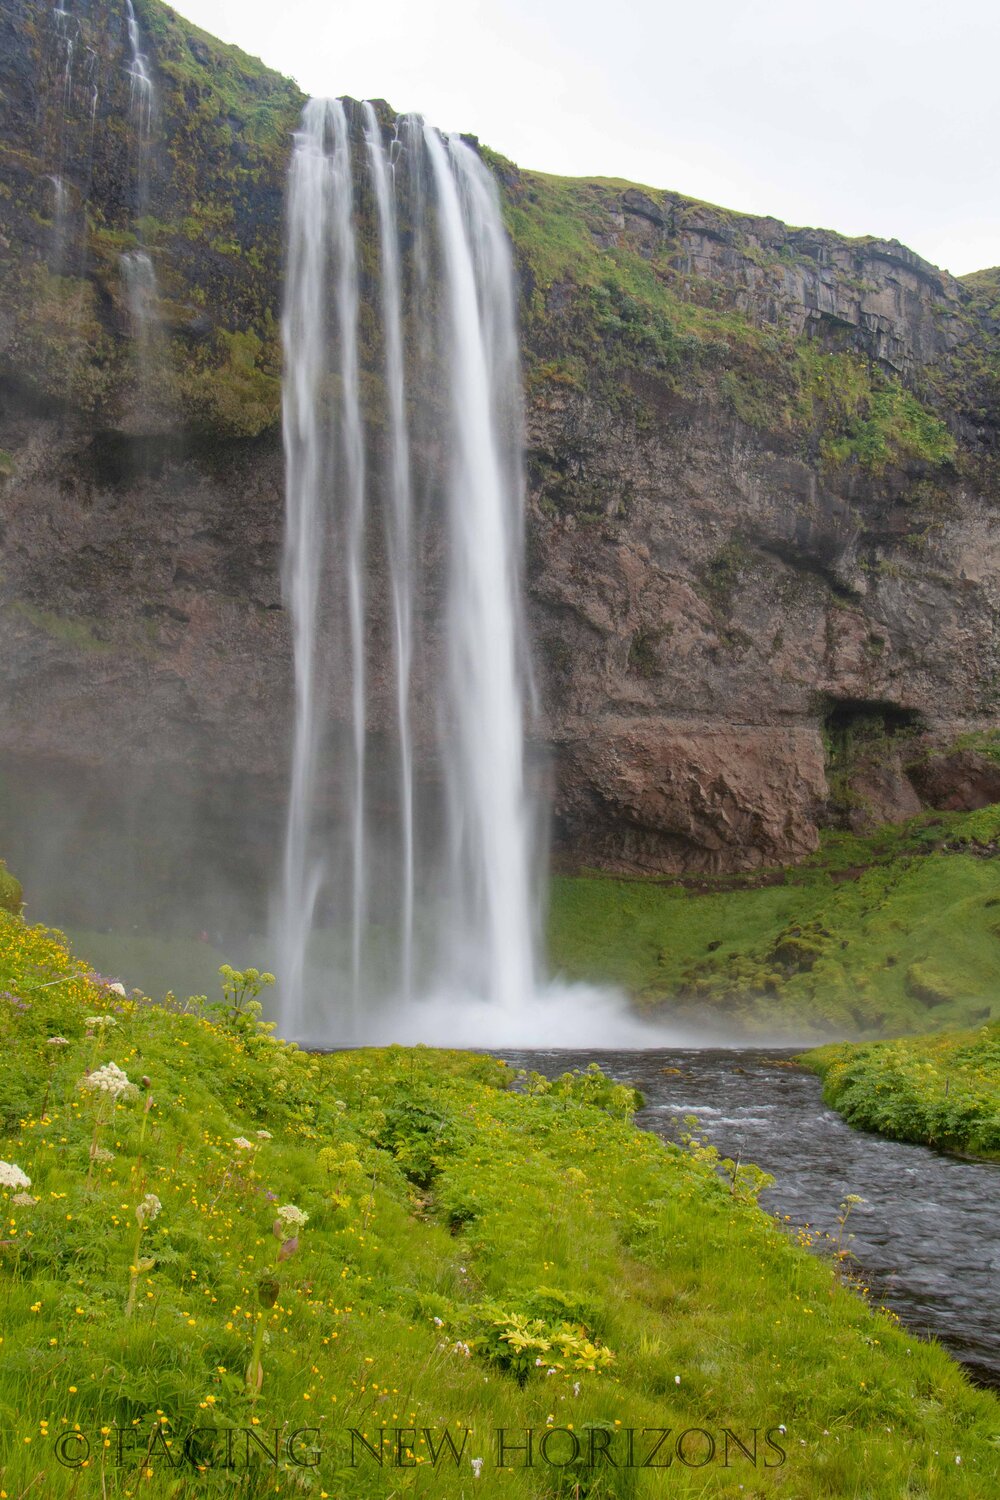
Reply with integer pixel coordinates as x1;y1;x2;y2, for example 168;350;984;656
1;912;999;1495
803;1025;1000;1159
548;807;1000;1039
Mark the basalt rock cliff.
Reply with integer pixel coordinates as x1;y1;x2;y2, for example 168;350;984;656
2;0;999;879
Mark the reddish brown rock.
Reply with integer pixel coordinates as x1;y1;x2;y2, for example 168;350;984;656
908;750;1000;812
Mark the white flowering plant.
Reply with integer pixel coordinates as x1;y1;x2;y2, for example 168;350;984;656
79;1062;136;1101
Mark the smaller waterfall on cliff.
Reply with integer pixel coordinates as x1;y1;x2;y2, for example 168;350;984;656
44;5;100;276
121;1;162;416
121;250;158;350
278;100;539;1044
48;2;75;271
124;0;155;209
48;174;69;273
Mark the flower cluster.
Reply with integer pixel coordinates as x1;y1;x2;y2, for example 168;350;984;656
79;1062;135;1100
276;1203;308;1229
135;1194;162;1225
84;1015;118;1031
0;1161;31;1190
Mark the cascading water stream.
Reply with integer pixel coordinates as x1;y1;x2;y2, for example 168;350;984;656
45;3;100;276
278;100;539;1043
422;126;536;1018
48;1;75;271
361;102;416;1004
124;0;155;209
121;0;162;413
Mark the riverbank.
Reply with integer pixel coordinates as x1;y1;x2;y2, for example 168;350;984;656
549;805;1000;1039
1;910;998;1497
803;1026;1000;1161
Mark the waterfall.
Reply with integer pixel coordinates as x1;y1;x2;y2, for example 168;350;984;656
362;102;415;1002
124;0;155;215
121;1;162;416
121;250;158;353
48;2;74;271
277;100;539;1044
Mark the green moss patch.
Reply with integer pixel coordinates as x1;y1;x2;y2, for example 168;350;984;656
549;808;1000;1039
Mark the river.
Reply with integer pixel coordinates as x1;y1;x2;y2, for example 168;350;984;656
501;1047;1000;1390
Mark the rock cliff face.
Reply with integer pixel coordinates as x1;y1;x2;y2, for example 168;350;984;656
1;0;999;879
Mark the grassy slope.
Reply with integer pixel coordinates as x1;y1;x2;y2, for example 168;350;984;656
1;913;998;1497
803;1026;1000;1160
548;807;1000;1040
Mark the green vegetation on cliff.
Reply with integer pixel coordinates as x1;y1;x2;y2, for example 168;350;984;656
0;0;300;432
1;910;998;1496
549;806;1000;1039
804;1026;1000;1159
1;0;982;474
503;167;958;478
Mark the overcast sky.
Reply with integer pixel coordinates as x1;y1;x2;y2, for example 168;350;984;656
170;0;998;275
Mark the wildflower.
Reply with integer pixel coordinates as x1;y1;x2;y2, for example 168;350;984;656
108;983;127;997
90;1147;114;1163
674;1375;681;1385
471;1457;484;1478
0;1162;31;1190
573;1381;581;1396
232;1137;254;1151
433;1317;444;1327
276;1204;309;1229
255;1130;272;1141
11;1192;36;1207
47;1037;70;1047
135;1194;162;1225
79;1062;135;1100
84;1016;117;1031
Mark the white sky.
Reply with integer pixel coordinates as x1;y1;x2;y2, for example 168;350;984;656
170;0;998;275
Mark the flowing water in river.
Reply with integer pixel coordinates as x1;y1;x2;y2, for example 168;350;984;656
502;1048;1000;1390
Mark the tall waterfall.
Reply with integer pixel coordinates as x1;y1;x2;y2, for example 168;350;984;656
278;99;539;1044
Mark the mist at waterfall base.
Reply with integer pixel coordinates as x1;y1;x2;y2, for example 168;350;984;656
273;99;676;1050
